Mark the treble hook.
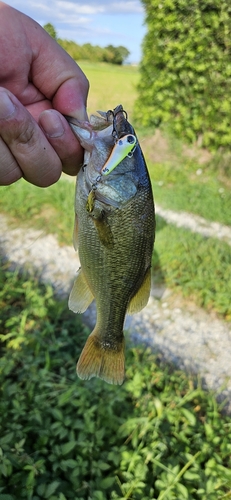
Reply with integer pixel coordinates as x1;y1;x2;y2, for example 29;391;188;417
112;108;128;140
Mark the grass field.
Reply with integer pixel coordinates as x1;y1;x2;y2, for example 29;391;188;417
78;61;139;119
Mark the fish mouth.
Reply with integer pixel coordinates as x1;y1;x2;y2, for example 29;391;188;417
109;105;134;140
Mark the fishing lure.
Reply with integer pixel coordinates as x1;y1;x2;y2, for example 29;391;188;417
101;134;137;176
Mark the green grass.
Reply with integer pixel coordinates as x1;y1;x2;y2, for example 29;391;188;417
153;217;231;320
1;264;231;499
148;160;231;226
1;177;231;320
0;178;75;245
78;61;139;119
137;125;231;226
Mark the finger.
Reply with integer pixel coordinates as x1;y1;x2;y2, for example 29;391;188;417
52;75;89;121
0;135;22;185
0;88;62;187
26;21;89;120
0;91;25;185
39;109;84;176
34;32;89;120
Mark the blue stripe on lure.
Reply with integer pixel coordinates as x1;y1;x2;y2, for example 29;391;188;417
101;134;137;176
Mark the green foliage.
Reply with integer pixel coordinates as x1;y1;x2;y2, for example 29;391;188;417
43;21;130;65
58;39;130;65
43;23;58;41
103;45;130;65
153;218;231;319
135;0;231;150
1;265;231;498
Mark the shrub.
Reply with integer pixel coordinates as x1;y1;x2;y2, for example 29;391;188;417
1;265;231;498
135;0;231;151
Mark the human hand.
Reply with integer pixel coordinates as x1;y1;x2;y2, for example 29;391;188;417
0;1;89;187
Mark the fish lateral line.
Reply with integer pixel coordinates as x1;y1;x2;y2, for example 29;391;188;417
101;134;137;176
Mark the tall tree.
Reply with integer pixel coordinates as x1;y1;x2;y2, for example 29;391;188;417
104;45;130;65
43;23;58;41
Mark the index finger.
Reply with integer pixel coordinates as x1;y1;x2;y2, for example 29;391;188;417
0;89;63;186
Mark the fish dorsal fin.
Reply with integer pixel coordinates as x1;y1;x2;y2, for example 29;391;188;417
68;267;94;313
73;214;78;251
127;267;151;315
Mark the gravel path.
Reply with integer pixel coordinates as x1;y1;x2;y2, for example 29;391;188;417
155;203;231;245
1;210;231;411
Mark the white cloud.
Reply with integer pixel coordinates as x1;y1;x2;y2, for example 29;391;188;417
56;1;105;15
27;0;143;16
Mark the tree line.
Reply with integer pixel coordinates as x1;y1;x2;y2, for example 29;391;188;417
44;23;130;65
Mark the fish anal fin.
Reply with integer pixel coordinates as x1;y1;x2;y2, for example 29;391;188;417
68;267;94;313
77;331;125;385
73;214;78;251
127;267;151;315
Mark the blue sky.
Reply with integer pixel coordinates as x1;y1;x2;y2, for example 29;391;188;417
4;0;146;63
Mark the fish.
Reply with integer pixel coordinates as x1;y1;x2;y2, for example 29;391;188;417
67;105;155;385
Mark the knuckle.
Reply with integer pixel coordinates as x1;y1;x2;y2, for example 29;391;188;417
14;120;36;149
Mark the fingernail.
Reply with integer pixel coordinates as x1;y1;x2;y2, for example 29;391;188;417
76;105;88;122
0;92;16;119
39;110;65;138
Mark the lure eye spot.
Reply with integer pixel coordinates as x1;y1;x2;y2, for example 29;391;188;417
127;135;136;144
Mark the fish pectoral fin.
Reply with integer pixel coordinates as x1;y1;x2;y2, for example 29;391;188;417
68;267;94;313
77;330;125;385
127;267;151;315
93;214;114;249
73;214;78;251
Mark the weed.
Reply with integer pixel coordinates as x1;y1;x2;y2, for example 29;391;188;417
0;265;231;499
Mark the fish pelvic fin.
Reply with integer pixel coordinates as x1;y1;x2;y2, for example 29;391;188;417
127;267;151;315
77;331;125;385
68;268;94;313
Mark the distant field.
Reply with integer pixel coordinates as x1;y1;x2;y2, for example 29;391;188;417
78;61;139;119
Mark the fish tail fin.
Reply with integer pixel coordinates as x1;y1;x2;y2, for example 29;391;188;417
77;330;125;385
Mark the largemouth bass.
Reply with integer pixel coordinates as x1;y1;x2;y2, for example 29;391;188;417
67;105;155;385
